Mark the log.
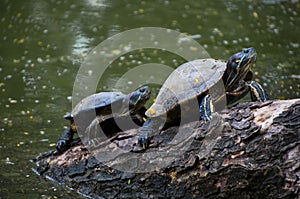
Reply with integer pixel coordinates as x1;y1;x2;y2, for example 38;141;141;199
32;99;300;199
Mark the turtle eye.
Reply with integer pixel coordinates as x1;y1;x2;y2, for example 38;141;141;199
243;48;249;54
139;87;145;93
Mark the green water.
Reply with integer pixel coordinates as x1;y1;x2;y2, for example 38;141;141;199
0;0;299;198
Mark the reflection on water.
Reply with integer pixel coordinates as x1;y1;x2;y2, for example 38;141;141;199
262;0;299;4
0;0;299;198
85;0;109;8
72;34;91;56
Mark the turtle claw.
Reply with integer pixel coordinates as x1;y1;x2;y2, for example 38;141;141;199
56;139;69;154
55;127;74;154
138;136;150;149
201;114;212;122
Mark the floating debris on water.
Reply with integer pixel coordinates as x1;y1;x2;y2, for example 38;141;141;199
5;157;15;165
253;12;259;19
9;98;17;104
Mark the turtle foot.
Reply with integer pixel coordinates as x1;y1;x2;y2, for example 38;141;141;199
55;127;74;154
137;119;159;149
56;139;70;154
138;135;150;149
200;114;212;122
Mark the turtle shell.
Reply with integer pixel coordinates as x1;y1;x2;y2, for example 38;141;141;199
146;59;226;117
66;92;127;121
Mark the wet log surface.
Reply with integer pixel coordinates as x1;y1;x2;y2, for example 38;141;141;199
32;99;300;199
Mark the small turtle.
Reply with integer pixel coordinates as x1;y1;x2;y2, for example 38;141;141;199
56;86;151;153
138;47;269;148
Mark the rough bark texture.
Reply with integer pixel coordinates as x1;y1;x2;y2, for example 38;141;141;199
33;99;300;199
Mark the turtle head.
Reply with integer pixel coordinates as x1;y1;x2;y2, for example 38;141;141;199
224;47;257;91
128;86;151;111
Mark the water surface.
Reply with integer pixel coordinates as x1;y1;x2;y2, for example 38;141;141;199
0;0;299;198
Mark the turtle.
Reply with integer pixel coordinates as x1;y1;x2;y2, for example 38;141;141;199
56;86;151;153
138;47;269;148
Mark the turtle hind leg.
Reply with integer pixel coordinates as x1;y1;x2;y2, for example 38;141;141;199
199;94;214;121
248;81;270;102
84;117;107;148
56;126;75;154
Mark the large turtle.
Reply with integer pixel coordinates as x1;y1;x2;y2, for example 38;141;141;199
56;86;151;153
138;47;269;148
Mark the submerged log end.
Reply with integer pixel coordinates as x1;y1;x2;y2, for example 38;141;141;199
33;99;300;198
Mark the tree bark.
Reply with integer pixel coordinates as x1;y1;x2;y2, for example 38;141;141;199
32;99;300;199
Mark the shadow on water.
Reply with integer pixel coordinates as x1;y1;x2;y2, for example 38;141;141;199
0;0;299;198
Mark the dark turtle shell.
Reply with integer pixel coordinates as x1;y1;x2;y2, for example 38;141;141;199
65;92;128;121
146;59;226;117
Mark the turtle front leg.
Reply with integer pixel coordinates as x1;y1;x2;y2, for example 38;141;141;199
247;81;269;102
56;126;76;154
199;94;214;121
226;83;250;105
138;118;163;149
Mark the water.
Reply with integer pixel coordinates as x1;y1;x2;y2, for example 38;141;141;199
0;0;299;198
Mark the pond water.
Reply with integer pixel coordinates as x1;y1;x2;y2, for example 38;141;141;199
0;0;299;198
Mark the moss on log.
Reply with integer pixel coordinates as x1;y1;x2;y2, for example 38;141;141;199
32;99;300;199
